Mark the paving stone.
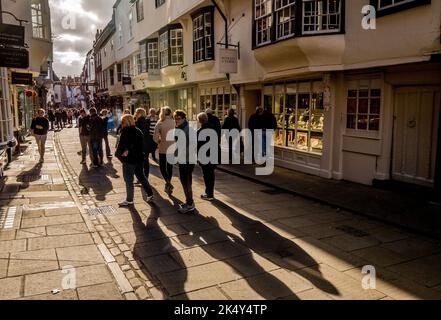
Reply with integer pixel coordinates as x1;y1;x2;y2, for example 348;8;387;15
352;246;412;268
129;278;143;288
296;288;333;300
149;287;165;300
300;264;385;300
46;223;89;236
344;267;441;300
386;254;441;287
57;245;105;268
28;234;94;250
381;238;441;260
97;244;116;263
124;292;138;300
77;282;123;300
107;262;133;294
141;254;183;276
21;289;78;300
110;247;121;256
225;253;281;278
22;215;84;229
125;270;136;279
172;286;228;300
0;230;17;241
44;207;81;217
0;259;8;278
0;239;27;253
157;261;241;296
24;264;113;297
9;249;58;277
118;244;130;252
16;227;47;239
322;234;381;252
0;277;23;300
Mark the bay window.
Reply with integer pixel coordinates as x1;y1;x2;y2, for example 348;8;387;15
159;25;184;68
372;0;431;16
275;0;296;39
303;0;342;34
192;7;215;63
31;1;45;39
147;40;159;71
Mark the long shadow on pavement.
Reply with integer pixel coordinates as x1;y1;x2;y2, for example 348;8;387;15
79;164;114;201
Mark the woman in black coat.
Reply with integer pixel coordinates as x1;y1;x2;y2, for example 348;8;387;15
134;108;151;178
116;114;154;207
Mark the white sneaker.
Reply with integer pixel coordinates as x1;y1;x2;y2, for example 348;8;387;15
178;204;195;214
118;201;134;207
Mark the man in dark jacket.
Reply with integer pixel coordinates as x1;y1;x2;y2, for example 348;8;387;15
55;108;63;130
248;107;264;163
31;109;50;163
116;114;154;207
197;113;218;201
206;108;221;141
222;109;242;164
78;109;92;165
89;108;104;168
174;110;196;214
135;108;150;178
48;109;56;131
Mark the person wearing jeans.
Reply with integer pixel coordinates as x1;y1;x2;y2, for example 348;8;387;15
154;107;176;194
174;110;195;214
116;114;154;207
78;109;93;165
101;109;113;159
89;108;104;168
30;109;50;163
197;112;217;201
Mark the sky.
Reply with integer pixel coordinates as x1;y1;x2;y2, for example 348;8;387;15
49;0;114;78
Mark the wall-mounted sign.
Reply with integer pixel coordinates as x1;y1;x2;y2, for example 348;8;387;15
0;24;25;47
122;77;132;85
0;47;29;69
219;48;238;74
11;72;33;85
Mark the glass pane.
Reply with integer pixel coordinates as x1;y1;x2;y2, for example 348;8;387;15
347;114;356;129
370;98;381;114
358;98;369;114
347;99;357;114
358;115;368;130
369;115;380;131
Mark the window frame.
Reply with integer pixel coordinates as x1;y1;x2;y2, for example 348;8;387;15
158;24;184;69
302;0;343;35
147;39;159;72
191;6;215;64
31;2;45;39
136;0;144;22
155;0;166;8
371;0;431;17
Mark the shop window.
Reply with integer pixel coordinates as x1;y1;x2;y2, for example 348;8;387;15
139;42;147;73
303;0;343;34
0;68;13;146
346;83;381;132
371;0;431;17
270;81;324;154
200;87;238;121
192;7;215;63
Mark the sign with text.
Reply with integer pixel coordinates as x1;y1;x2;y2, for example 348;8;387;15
219;48;238;74
0;24;25;47
0;47;29;69
11;72;33;85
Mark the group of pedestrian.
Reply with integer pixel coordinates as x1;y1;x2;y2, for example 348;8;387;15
48;107;78;131
115;107;227;214
78;108;113;168
248;106;277;158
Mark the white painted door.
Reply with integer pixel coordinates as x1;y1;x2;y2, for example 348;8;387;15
392;87;441;187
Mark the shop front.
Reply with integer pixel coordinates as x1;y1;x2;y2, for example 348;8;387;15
245;79;328;176
0;68;14;174
148;86;198;120
199;81;239;122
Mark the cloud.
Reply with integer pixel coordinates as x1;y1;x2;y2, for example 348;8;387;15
49;0;113;77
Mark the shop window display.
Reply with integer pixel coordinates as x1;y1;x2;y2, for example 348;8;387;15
200;86;239;122
270;81;324;154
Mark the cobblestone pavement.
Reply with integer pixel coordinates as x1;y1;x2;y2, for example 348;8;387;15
1;128;441;300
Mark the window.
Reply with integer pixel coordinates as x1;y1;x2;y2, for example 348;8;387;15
109;68;114;86
117;64;122;82
373;0;431;16
255;0;273;46
31;2;45;39
275;0;296;39
155;0;166;8
118;24;123;48
192;7;214;63
170;29;183;65
159;32;169;68
136;54;142;75
128;12;134;39
147;41;159;71
159;25;184;68
136;0;144;22
346;81;381;132
200;87;239;121
139;42;147;73
303;0;342;34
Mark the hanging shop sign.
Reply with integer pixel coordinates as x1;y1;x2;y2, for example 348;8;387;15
122;77;132;85
0;23;25;47
219;48;238;74
0;47;29;69
11;72;33;86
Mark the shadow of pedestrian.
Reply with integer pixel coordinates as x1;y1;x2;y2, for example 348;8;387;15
79;164;114;201
210;199;340;297
16;163;43;189
128;199;189;300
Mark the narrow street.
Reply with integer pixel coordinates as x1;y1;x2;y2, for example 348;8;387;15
1;128;441;300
